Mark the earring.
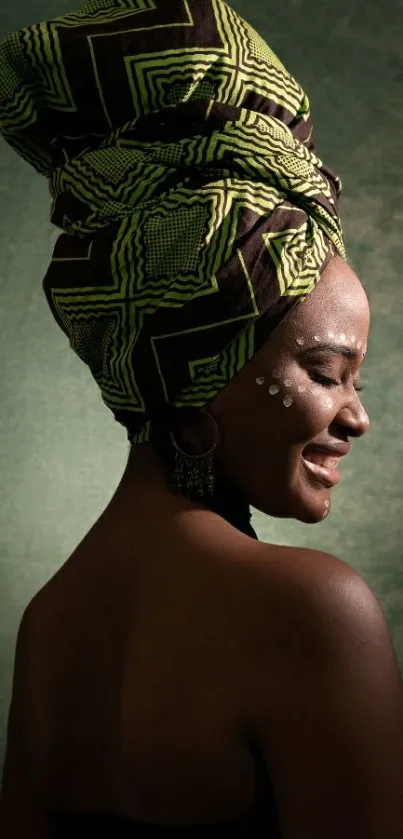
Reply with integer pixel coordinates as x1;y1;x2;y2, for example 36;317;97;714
169;408;219;498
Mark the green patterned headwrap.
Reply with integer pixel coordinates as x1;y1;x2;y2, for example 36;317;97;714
0;0;345;446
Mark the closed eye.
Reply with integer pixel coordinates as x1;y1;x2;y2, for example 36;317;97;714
310;372;364;393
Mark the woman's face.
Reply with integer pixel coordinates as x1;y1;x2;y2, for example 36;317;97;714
209;254;371;524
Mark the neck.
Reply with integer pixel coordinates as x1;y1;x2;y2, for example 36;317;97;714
116;445;258;541
199;474;258;540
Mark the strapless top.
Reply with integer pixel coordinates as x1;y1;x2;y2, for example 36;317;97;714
46;809;281;835
46;738;282;835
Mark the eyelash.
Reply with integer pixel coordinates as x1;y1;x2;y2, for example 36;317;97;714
311;372;364;393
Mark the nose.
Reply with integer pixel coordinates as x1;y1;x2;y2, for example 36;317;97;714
335;396;371;440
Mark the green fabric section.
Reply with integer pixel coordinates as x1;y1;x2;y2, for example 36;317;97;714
0;0;344;445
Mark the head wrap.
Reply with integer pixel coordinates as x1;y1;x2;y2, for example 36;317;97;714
0;0;345;447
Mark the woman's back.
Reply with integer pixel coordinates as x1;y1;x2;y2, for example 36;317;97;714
21;500;287;831
3;489;403;838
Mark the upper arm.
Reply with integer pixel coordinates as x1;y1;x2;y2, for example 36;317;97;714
253;563;403;838
0;607;56;838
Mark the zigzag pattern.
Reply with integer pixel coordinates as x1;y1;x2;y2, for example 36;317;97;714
0;0;345;443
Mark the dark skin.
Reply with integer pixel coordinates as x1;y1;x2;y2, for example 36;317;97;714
0;254;383;836
116;253;370;531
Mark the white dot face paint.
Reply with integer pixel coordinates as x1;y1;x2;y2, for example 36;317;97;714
258;332;367;430
295;331;365;349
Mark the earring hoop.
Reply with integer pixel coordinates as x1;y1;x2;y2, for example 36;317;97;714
168;408;219;498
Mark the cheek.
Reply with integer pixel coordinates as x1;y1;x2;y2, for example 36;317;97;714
294;393;334;439
258;375;335;440
218;372;336;462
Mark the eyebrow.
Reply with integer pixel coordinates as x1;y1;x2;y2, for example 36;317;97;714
296;342;361;362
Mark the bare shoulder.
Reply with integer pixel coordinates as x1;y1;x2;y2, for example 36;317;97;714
249;539;382;619
242;540;389;684
245;541;403;837
254;540;374;592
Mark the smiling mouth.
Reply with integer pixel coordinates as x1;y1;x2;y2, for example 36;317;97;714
302;455;341;487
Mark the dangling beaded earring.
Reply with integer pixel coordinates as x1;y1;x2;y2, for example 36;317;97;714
169;408;219;498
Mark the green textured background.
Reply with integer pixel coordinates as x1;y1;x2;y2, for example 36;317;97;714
1;0;402;779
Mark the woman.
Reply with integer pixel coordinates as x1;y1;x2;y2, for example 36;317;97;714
1;1;403;836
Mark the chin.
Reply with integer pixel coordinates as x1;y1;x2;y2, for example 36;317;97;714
295;506;328;524
258;506;325;524
253;487;330;524
292;489;331;524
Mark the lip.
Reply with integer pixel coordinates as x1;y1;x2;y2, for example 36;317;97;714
303;442;351;458
302;456;341;488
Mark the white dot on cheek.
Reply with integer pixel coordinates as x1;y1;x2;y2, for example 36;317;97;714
326;398;333;409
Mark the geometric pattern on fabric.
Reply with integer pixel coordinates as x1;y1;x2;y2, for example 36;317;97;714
0;0;345;444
